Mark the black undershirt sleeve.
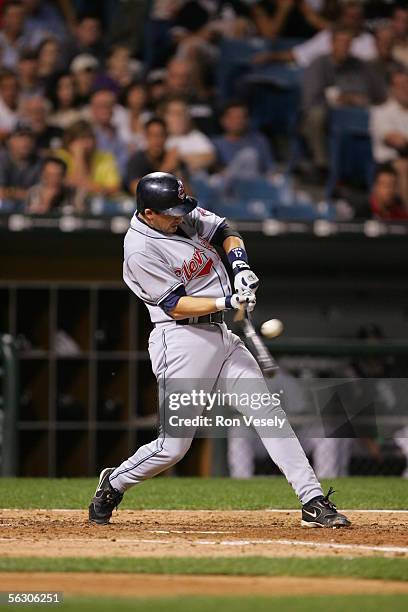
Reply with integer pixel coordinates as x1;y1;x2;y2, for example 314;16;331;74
210;221;242;247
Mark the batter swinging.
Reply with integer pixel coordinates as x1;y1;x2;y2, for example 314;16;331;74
88;172;351;529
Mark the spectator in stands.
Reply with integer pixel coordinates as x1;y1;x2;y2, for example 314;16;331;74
64;15;106;64
251;0;331;41
0;123;42;202
55;119;121;196
25;156;85;214
22;0;69;43
70;53;99;106
37;37;63;86
212;100;274;177
106;44;141;90
161;57;215;134
301;27;380;177
162;96;215;172
0;68;19;139
163;97;215;172
17;48;42;99
88;88;128;178
125;117;184;195
0;0;38;69
370;165;408;220
392;5;408;68
367;25;402;106
147;69;167;110
20;95;63;154
163;57;195;99
371;69;408;207
170;2;222;96
252;1;376;68
143;0;182;70
115;81;151;153
47;72;83;129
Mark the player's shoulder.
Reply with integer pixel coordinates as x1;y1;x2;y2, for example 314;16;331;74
124;216;167;263
188;206;217;222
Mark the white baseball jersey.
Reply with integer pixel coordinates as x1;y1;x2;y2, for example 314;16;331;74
123;207;232;323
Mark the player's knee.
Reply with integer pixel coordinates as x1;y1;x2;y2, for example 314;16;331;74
164;439;192;464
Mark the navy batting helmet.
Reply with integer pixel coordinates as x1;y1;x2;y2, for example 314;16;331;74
136;172;197;216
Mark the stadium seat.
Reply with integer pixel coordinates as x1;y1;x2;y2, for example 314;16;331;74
326;107;375;198
190;176;222;211
275;202;318;221
216;199;271;220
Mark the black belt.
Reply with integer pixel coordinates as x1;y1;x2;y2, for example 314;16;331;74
176;312;224;326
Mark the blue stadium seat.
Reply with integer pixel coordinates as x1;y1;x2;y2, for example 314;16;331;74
216;199;271;220
190;176;221;211
235;177;281;202
275;202;318;221
326;107;375;198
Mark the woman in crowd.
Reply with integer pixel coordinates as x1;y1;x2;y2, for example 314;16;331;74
47;72;84;129
37;37;63;88
115;80;152;153
55;119;121;196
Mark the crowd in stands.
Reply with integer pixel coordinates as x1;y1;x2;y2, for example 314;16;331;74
0;0;407;221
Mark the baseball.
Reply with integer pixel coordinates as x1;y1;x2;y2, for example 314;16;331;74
260;318;284;338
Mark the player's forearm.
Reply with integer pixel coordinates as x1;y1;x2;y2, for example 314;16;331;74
223;238;260;294
223;236;244;254
169;296;220;319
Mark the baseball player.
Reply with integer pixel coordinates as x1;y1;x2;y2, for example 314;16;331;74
88;172;350;528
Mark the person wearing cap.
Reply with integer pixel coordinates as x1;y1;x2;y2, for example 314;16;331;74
70;54;99;107
0;123;42;202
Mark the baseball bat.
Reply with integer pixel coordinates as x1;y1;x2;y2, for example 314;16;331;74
239;311;279;378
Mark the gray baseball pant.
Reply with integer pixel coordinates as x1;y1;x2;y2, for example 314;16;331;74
109;322;323;504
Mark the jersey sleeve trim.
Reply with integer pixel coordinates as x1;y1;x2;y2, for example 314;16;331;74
156;281;185;305
204;216;226;242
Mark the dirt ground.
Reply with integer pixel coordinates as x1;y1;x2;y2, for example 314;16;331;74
1;509;407;597
1;509;407;558
1;573;408;598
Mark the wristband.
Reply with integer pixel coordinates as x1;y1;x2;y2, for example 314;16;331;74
228;247;250;274
215;296;232;310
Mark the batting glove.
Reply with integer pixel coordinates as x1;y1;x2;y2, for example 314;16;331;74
227;247;259;295
216;291;256;313
234;269;260;295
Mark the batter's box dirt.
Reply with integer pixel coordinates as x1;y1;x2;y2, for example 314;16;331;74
0;510;407;559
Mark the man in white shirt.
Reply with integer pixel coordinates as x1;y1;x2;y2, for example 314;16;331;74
252;1;376;68
370;69;408;207
0;69;20;140
163;96;215;172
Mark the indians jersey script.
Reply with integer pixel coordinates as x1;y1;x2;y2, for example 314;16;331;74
123;207;232;323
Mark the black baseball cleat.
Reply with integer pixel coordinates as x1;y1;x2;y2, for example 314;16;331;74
301;487;351;528
88;467;123;525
